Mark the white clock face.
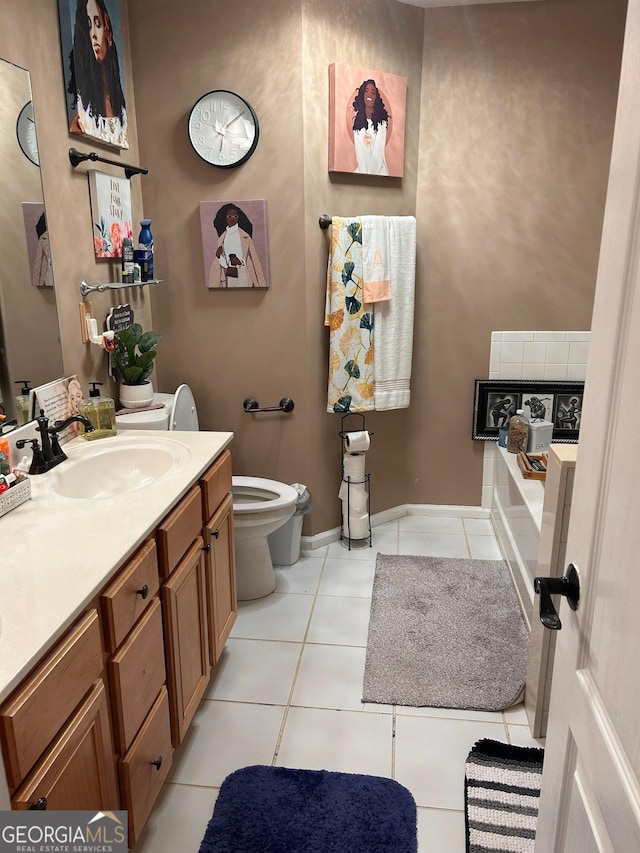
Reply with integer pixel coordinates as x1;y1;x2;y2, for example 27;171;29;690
188;90;259;168
16;101;39;166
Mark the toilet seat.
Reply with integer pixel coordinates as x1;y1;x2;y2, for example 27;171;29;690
232;476;298;514
170;384;199;431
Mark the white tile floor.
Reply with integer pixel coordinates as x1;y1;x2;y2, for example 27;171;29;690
132;512;544;852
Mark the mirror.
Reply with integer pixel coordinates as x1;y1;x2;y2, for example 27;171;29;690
0;58;64;425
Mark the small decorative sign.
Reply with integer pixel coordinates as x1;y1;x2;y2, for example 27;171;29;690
88;169;133;258
106;303;134;333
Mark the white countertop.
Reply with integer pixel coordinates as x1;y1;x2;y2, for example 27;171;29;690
0;429;233;703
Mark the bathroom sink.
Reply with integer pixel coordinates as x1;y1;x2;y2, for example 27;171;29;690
51;437;191;499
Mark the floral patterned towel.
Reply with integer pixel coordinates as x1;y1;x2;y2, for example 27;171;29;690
324;217;374;412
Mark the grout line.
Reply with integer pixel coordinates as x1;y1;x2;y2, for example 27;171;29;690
271;546;329;764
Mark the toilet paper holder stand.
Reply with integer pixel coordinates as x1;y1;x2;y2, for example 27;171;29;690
339;412;373;551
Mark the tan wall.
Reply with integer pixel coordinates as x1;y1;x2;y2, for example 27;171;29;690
0;0;152;413
0;0;625;535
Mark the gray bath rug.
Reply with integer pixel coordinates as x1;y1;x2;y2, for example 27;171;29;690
363;555;528;710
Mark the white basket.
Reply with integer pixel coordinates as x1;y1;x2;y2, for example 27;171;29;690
0;477;31;518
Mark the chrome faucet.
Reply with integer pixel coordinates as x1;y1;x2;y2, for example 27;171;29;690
16;409;95;474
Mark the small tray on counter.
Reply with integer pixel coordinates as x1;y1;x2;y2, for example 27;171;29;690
0;473;31;518
517;452;548;481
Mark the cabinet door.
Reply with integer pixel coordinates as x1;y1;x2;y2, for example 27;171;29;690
11;680;119;812
0;610;104;792
161;538;210;746
204;492;237;666
119;687;173;848
108;598;166;754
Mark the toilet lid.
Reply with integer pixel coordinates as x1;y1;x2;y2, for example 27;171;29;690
115;392;172;430
170;384;199;431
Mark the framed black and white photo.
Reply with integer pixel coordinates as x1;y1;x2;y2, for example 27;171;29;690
472;380;584;443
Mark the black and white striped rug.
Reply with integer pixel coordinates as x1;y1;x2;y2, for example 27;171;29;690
465;739;544;853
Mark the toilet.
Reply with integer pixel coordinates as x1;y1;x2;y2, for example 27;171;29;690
117;384;297;600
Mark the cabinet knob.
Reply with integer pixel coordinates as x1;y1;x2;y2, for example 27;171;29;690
210;529;220;539
150;756;163;771
29;796;47;810
136;584;149;600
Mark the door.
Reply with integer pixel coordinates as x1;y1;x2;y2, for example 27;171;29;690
535;3;640;848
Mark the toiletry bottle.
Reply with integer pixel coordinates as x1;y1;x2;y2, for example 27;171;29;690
506;409;529;454
79;382;117;440
14;380;32;425
137;219;154;282
0;434;10;475
122;237;135;283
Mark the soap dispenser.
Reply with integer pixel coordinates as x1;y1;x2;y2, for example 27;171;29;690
14;380;32;425
79;382;116;440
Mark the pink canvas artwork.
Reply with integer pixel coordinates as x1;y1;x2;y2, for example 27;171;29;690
329;62;407;178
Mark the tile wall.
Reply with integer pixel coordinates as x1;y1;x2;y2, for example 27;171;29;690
481;331;590;508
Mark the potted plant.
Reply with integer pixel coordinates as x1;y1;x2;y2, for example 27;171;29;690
110;322;162;408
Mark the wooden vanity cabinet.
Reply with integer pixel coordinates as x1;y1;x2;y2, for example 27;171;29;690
0;444;236;843
11;679;117;811
101;539;173;848
200;450;237;666
157;487;211;747
0;610;119;811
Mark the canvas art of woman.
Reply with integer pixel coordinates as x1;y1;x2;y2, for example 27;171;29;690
66;0;128;147
351;79;391;176
210;204;267;289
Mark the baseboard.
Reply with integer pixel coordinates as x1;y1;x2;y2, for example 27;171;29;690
300;503;489;553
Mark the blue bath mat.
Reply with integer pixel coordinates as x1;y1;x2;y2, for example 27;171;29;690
198;765;417;853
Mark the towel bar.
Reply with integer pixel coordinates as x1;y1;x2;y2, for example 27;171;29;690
319;214;332;229
243;397;295;414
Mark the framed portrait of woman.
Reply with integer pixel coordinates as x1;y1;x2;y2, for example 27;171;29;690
329;62;407;178
58;0;129;149
199;200;270;290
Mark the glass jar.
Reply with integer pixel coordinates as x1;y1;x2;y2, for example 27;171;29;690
506;409;529;454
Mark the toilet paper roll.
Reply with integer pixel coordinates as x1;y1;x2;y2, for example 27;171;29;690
343;430;370;453
343;452;366;482
342;510;370;540
338;483;368;513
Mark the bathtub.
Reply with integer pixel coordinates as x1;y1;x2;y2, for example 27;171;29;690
490;445;545;629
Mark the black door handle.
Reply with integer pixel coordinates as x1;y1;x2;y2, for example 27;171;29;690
534;563;580;630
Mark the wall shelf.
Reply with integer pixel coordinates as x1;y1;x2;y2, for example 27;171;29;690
80;279;163;298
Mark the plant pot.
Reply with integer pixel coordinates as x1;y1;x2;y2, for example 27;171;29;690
119;380;154;409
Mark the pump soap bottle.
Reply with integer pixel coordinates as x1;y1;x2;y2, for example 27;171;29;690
79;382;116;440
14;380;32;425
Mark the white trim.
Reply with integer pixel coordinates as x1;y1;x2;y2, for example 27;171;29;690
300;502;490;552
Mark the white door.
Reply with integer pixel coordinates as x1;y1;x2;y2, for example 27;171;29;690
535;3;640;849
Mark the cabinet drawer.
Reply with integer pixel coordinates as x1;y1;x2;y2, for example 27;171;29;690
108;598;166;754
156;486;202;579
200;449;232;520
0;610;104;791
11;679;119;812
101;540;160;652
119;687;173;847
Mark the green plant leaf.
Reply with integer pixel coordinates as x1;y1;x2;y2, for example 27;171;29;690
110;323;162;384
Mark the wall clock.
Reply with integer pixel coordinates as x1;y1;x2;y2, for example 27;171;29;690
187;90;259;168
16;101;39;166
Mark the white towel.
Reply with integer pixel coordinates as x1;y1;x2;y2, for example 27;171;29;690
362;216;391;303
373;216;416;410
